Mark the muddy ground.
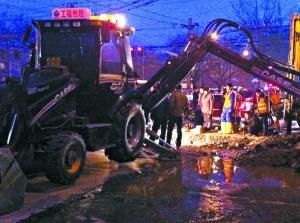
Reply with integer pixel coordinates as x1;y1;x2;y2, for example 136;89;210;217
180;129;300;172
2;129;300;222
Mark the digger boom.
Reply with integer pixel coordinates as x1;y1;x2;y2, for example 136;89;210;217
140;36;300;112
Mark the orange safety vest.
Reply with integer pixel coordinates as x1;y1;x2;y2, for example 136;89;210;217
270;93;281;105
223;92;233;108
257;97;268;114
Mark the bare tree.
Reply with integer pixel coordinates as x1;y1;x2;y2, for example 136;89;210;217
231;0;290;61
231;0;283;31
206;57;235;90
192;54;247;90
166;33;188;53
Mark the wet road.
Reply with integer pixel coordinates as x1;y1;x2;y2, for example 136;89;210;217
21;152;300;223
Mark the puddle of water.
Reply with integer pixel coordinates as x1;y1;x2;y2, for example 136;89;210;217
24;153;300;223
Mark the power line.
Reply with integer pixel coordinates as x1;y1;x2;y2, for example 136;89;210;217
82;0;189;25
83;0;115;8
134;7;186;23
112;0;186;23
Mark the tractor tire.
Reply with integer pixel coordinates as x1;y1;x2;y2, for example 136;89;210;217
0;146;27;215
44;131;86;185
106;101;145;162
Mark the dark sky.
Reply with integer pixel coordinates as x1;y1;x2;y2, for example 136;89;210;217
0;0;298;46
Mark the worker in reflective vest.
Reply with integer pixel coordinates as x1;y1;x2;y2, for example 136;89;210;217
220;83;235;133
254;89;269;135
269;88;282;133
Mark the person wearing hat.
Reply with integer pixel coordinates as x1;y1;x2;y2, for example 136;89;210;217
166;84;188;148
269;88;282;134
198;87;214;132
253;88;269;136
220;83;235;133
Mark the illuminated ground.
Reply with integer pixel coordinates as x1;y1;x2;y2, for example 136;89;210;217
1;129;300;222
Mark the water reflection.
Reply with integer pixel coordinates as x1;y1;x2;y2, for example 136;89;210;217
181;154;240;194
26;154;300;223
196;155;235;183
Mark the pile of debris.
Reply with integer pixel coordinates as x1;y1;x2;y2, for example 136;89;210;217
180;128;300;173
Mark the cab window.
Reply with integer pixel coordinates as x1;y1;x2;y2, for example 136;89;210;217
101;32;125;74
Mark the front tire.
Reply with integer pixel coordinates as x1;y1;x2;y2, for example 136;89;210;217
106;101;145;162
44;131;86;185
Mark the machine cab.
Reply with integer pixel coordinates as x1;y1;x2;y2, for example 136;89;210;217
30;8;136;88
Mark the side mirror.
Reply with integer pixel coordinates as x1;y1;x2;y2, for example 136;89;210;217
22;26;32;45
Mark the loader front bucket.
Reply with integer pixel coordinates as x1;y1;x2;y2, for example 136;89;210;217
0;146;27;215
143;128;179;160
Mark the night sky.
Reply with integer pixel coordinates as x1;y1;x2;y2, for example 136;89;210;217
0;0;298;46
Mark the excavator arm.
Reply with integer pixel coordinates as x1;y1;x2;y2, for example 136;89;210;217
139;19;300;113
207;38;300;96
139;40;209;111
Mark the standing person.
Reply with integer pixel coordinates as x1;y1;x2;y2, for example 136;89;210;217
166;84;189;149
197;86;204;126
269;88;282;134
234;86;245;131
150;94;169;145
192;86;199;110
192;86;200;127
283;94;293;135
192;86;201;126
198;87;214;132
220;83;235;134
253;89;269;136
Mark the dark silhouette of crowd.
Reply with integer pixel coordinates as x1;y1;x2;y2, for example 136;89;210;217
149;84;188;149
148;81;299;149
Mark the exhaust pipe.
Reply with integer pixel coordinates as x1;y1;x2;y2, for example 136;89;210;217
0;146;27;215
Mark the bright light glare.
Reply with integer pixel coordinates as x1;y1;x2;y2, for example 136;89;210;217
242;49;249;57
98;14;127;27
210;32;218;40
114;14;126;28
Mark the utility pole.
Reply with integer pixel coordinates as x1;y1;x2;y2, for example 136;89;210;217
181;18;199;38
181;18;199;89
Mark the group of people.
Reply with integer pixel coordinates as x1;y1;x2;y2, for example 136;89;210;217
233;85;284;136
221;83;283;135
149;84;188;148
149;81;297;148
192;83;236;134
193;83;286;136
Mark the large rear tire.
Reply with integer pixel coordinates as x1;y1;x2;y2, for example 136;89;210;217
44;131;86;185
0;146;27;215
106;101;145;162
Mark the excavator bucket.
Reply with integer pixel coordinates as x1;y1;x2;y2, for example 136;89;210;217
0;146;27;215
